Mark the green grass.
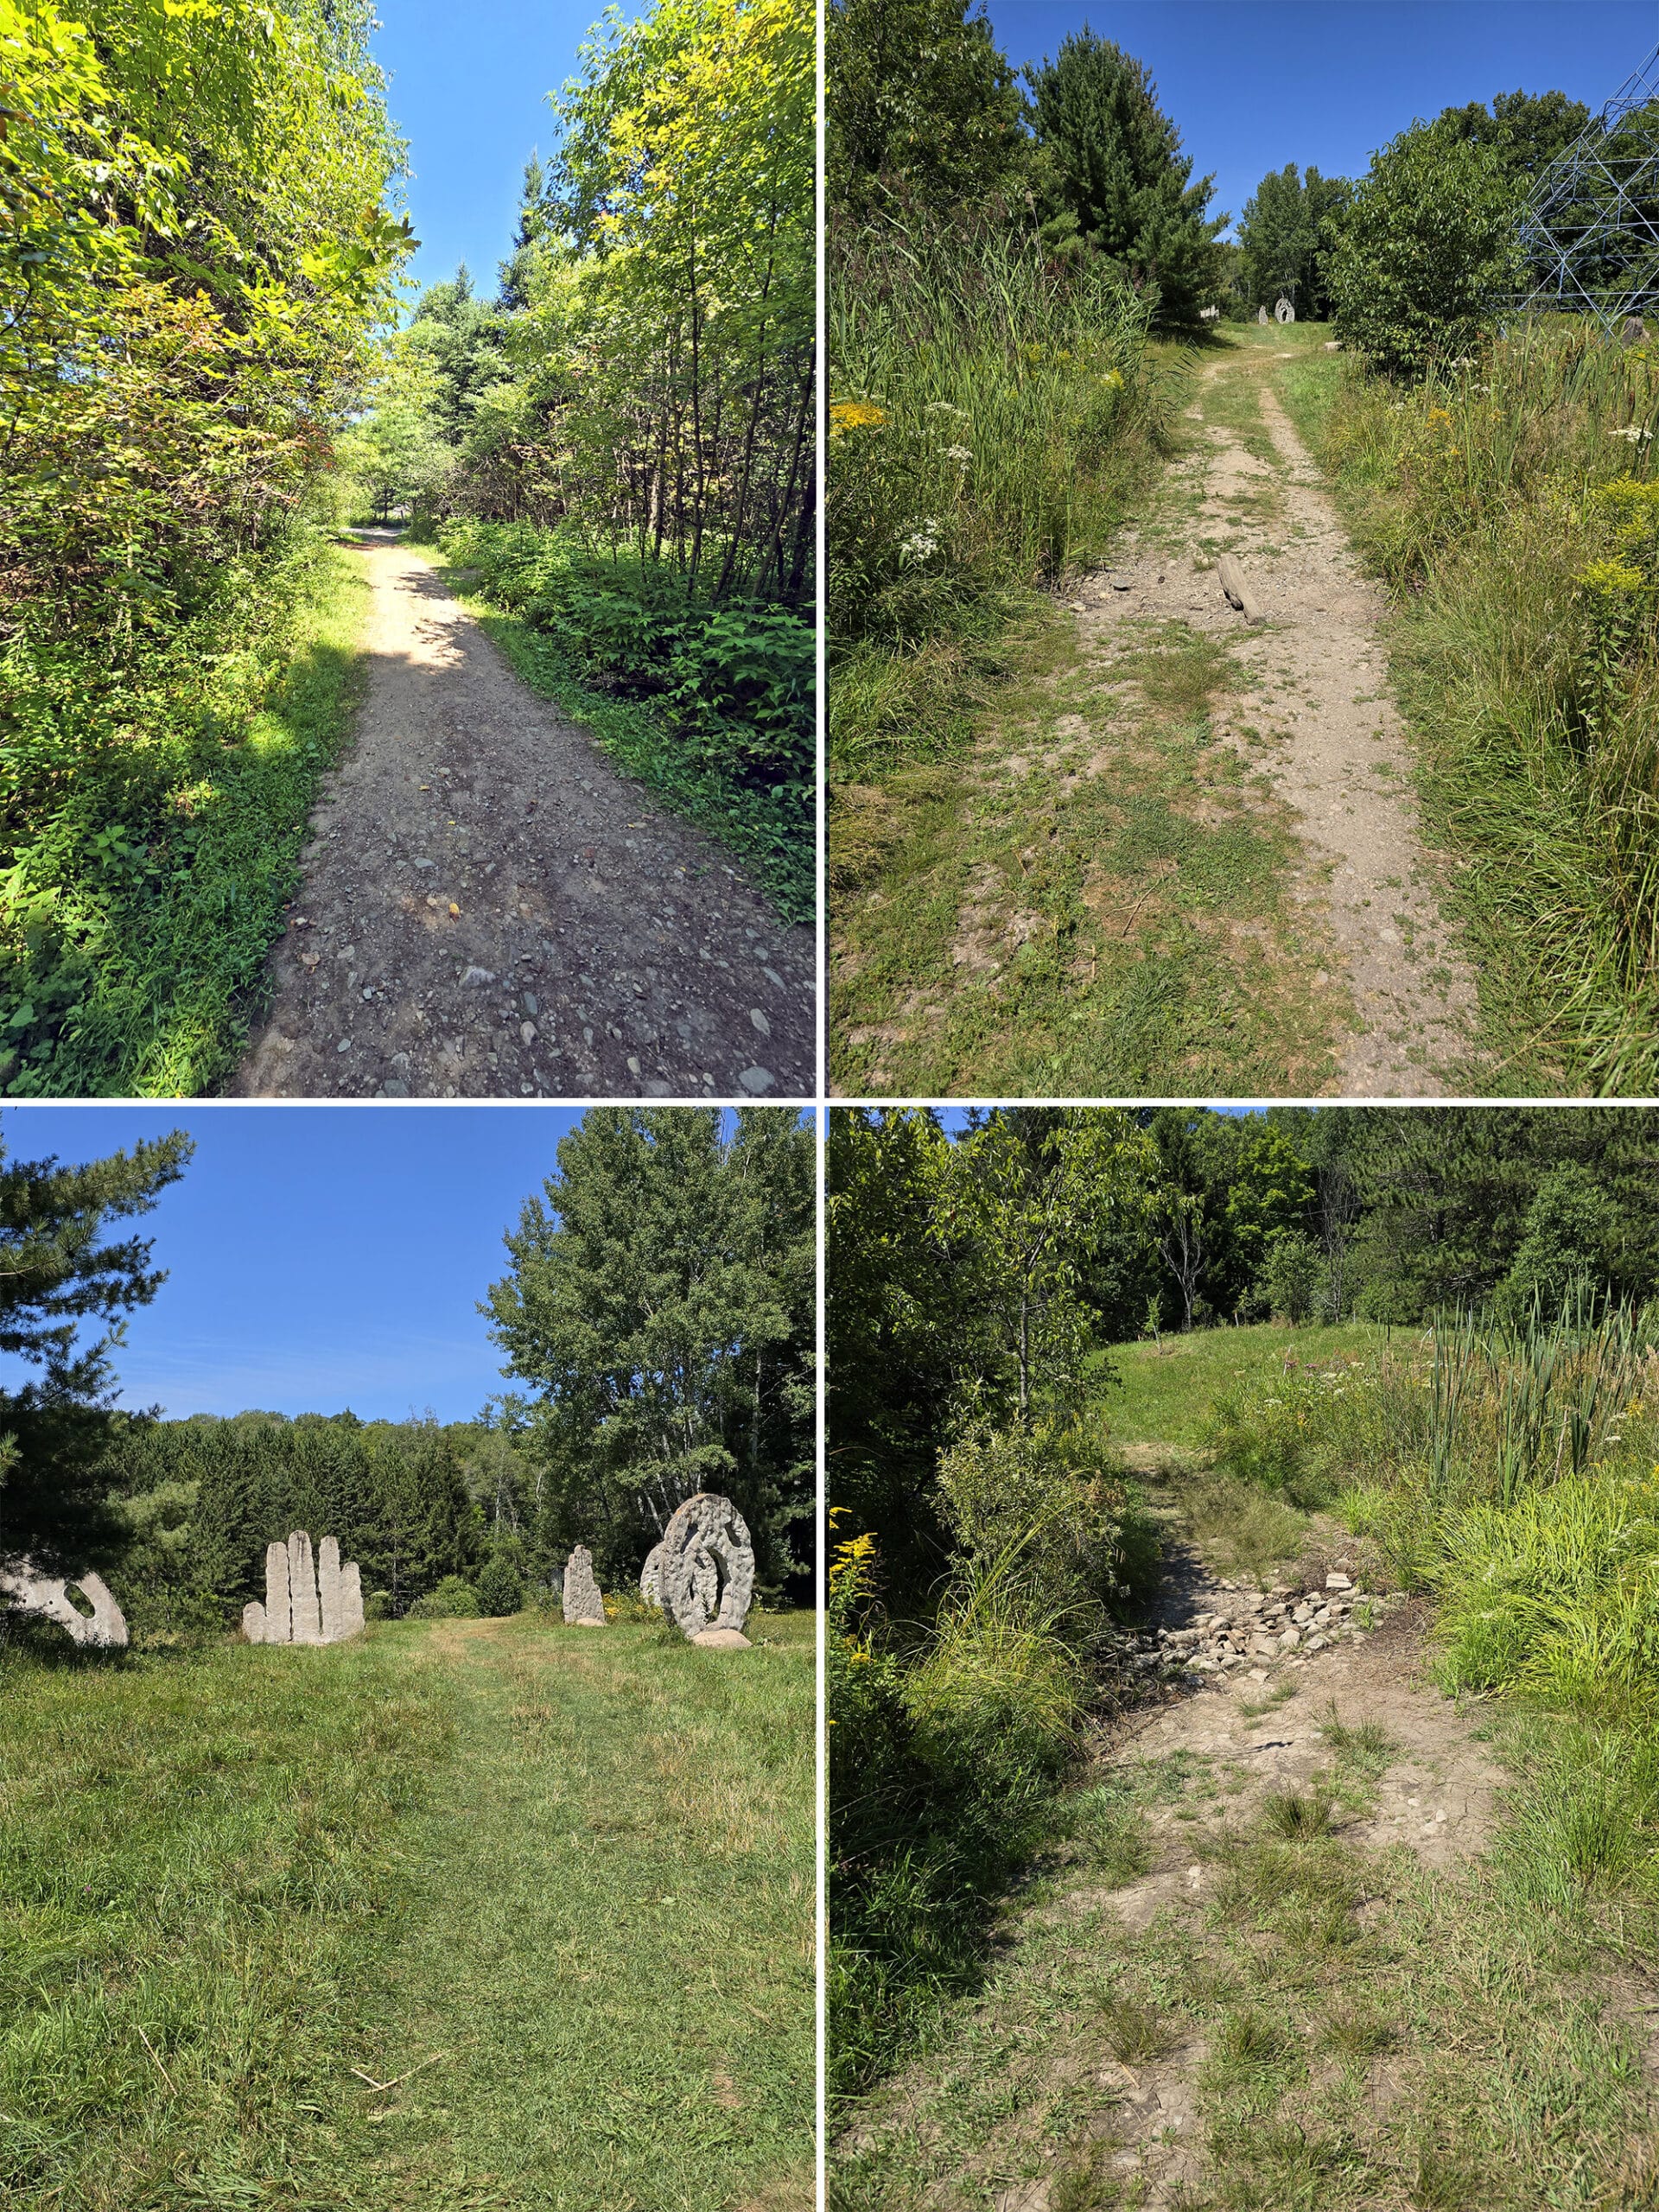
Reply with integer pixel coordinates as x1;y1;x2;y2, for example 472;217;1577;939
1098;1320;1395;1451
1;1611;815;2211
830;1743;1659;2212
1;535;371;1097
829;612;1341;1096
439;578;813;928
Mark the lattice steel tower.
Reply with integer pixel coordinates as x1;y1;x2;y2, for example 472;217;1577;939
1516;45;1659;327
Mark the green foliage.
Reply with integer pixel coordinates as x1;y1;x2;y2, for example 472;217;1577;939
1252;1229;1329;1325
484;1107;814;1593
0;1120;191;1580
1433;87;1592;193
1026;32;1226;331
1235;163;1351;316
407;1573;480;1621
934;1420;1154;1613
1304;322;1659;1085
1493;1162;1618;1325
475;1551;525;1618
828;0;1027;220
1326;123;1522;378
2;539;368;1094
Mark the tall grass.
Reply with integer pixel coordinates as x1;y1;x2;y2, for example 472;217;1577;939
827;213;1183;846
827;1527;1097;2108
1303;316;1659;1088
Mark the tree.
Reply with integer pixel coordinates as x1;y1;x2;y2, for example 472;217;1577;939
1154;1187;1206;1332
1253;1230;1326;1325
484;1108;813;1586
334;344;457;523
0;1122;192;1577
1326;123;1523;377
827;0;1029;221
1493;1162;1617;1325
1026;33;1226;330
1236;164;1351;316
938;1107;1158;1419
1224;1127;1315;1286
1434;88;1592;194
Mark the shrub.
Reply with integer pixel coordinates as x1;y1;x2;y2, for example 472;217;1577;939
1252;1231;1329;1325
475;1555;524;1618
934;1420;1156;1612
406;1575;480;1621
1326;124;1522;378
362;1591;392;1622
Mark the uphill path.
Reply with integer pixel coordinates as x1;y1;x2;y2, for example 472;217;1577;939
833;1489;1659;2211
232;532;815;1100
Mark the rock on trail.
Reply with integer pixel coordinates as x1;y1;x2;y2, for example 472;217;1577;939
232;533;814;1099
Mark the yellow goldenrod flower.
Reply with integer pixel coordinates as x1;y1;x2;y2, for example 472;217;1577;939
829;399;887;436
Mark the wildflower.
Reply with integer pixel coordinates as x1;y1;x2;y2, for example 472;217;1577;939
1577;556;1645;594
1427;407;1452;427
925;401;968;418
1610;424;1653;442
942;444;971;463
830;398;887;435
1103;369;1125;390
899;524;940;562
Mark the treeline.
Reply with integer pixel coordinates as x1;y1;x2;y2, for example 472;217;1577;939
1;0;408;1094
341;0;815;913
3;1106;815;1641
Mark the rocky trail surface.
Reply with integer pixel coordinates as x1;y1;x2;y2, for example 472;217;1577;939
233;532;814;1099
1071;343;1482;1095
836;1480;1659;2212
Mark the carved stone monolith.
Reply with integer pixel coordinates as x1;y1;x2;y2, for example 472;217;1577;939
317;1535;343;1643
563;1545;606;1625
1256;304;1269;324
0;1560;129;1648
288;1531;322;1644
340;1560;365;1637
252;1534;364;1644
1274;296;1294;324
657;1493;754;1645
264;1539;292;1643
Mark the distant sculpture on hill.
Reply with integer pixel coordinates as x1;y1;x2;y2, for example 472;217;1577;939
0;1560;129;1648
244;1533;364;1644
563;1545;607;1625
644;1492;754;1647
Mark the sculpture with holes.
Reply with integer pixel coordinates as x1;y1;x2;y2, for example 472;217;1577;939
642;1492;755;1648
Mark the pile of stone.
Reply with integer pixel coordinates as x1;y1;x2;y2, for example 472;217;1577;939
1123;1571;1398;1682
244;1533;364;1644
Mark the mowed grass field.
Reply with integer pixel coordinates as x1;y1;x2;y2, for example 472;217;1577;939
0;1610;816;2212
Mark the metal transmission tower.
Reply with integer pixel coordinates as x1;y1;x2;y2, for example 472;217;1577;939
1515;45;1659;329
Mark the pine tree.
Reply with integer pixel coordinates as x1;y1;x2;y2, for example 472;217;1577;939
0;1124;192;1577
1026;33;1225;329
1236;164;1351;316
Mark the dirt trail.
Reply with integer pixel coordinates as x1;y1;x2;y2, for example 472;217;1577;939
1077;346;1482;1094
232;533;814;1099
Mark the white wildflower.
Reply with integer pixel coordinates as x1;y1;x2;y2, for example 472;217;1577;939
1610;424;1653;442
899;523;940;562
942;443;972;463
925;401;969;417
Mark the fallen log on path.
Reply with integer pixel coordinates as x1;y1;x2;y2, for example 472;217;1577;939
1217;554;1267;624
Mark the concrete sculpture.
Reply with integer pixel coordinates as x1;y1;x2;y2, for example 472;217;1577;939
563;1545;607;1625
1256;305;1269;324
655;1492;754;1647
244;1532;365;1643
1274;296;1295;323
0;1560;129;1648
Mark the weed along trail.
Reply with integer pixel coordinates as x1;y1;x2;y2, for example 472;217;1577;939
831;329;1485;1097
346;1615;816;2210
232;534;814;1101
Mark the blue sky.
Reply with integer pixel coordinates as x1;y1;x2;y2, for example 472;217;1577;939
372;0;645;298
985;2;1657;238
1;1106;593;1422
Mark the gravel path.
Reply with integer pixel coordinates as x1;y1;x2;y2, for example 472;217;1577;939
232;535;815;1099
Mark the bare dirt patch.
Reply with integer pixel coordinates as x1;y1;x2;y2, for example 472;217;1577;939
232;534;813;1099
